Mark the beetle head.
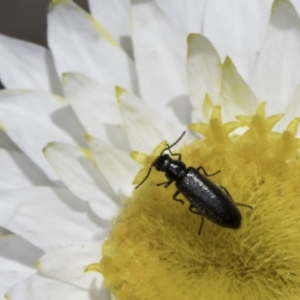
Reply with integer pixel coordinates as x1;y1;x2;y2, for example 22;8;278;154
153;154;172;172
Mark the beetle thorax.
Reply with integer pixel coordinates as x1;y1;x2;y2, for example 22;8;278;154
165;160;186;181
154;154;186;181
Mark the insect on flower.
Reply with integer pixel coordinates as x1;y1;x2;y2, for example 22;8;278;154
135;132;252;234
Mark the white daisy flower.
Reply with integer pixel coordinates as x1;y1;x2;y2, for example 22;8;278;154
1;0;300;299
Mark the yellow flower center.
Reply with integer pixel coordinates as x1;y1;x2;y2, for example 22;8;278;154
87;103;300;299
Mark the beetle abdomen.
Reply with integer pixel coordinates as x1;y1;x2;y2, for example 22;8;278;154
176;168;241;229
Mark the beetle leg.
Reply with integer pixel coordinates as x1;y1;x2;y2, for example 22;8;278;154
157;180;173;188
173;190;184;205
198;216;204;235
220;186;253;209
166;144;182;161
188;205;204;235
235;203;253;210
219;185;232;198
197;166;220;177
189;204;201;215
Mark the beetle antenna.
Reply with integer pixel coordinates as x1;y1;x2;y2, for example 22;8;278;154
160;131;186;156
135;131;186;189
135;164;153;189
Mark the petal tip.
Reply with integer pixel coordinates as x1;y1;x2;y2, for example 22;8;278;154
84;262;101;273
115;85;126;99
187;33;199;43
49;0;68;8
36;259;42;270
43;142;56;156
84;133;92;142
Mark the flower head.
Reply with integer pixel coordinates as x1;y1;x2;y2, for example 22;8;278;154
1;0;300;299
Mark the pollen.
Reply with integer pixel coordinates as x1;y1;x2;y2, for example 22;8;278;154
91;103;300;299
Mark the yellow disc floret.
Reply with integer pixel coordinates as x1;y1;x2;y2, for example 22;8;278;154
88;103;300;300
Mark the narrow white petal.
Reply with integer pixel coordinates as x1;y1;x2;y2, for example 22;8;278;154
0;187;105;252
88;0;131;49
87;136;139;196
281;82;300;129
44;142;120;220
117;87;178;153
0;235;42;298
203;0;272;82
250;0;300;113
48;0;138;94
157;0;207;36
38;241;102;289
0;149;51;189
187;34;222;110
220;58;258;121
62;73;130;151
0;35;62;94
131;0;189;125
0;90;85;180
6;272;111;300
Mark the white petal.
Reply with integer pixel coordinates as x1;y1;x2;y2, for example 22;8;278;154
220;58;258;121
6;272;111;300
291;0;300;18
157;0;207;36
44;142;119;220
0;149;51;189
88;0;131;50
117;87;178;153
38;241;102;289
0;90;85;181
0;35;62;94
0;235;42;298
62;73;130;151
281;82;300;130
87;136;138;196
203;0;272;82
0;187;105;252
250;0;300;113
187;34;222;110
131;0;189;125
48;0;138;94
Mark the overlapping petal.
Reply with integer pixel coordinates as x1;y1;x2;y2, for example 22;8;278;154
131;0;189;125
0;235;42;298
88;0;131;54
87;136;138;196
6;272;110;300
203;0;272;82
157;0;207;36
0;90;85;180
48;0;138;94
187;33;222;117
0;35;62;94
116;86;178;153
37;242;104;289
250;0;300;113
44;142;119;220
0;187;104;251
0;149;51;188
62;73;129;151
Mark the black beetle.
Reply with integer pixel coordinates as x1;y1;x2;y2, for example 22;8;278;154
135;132;252;234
